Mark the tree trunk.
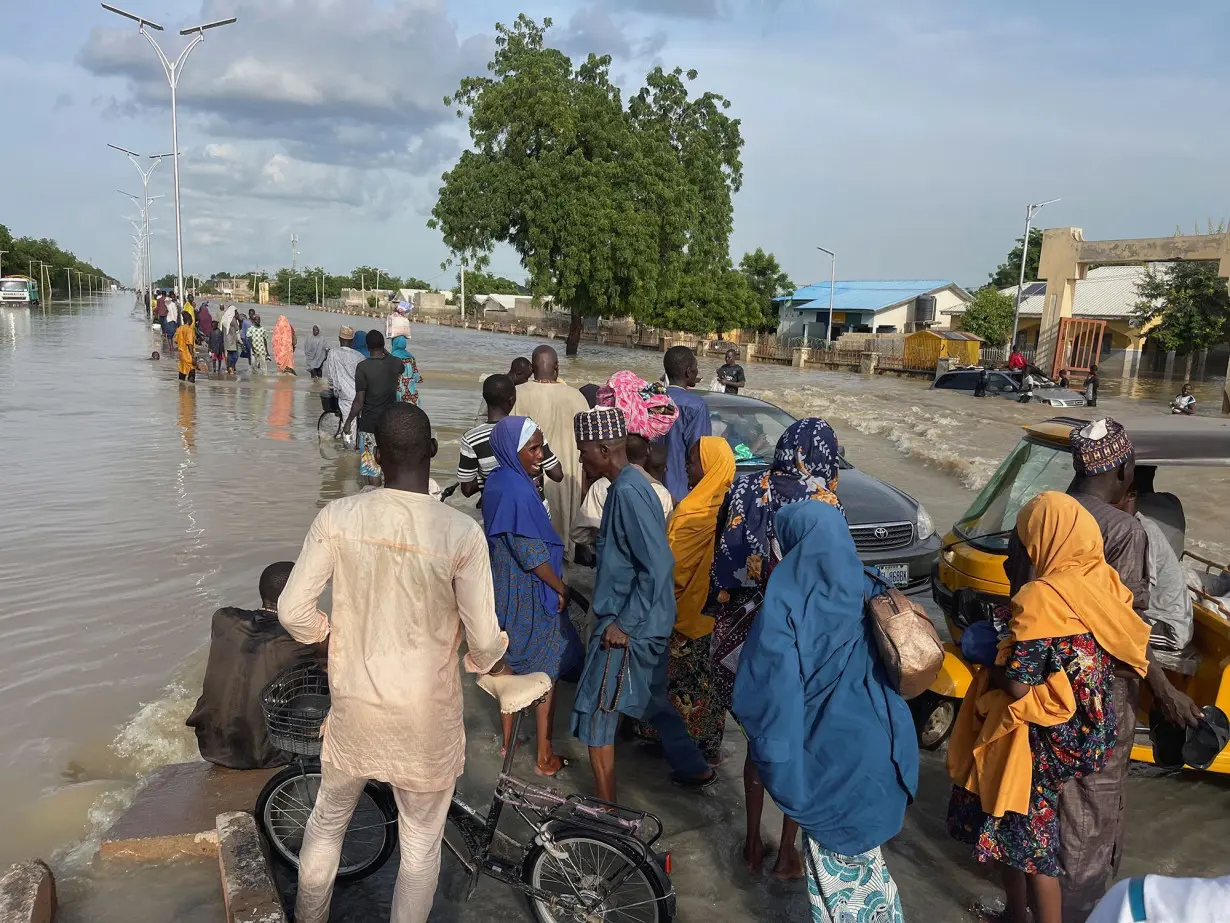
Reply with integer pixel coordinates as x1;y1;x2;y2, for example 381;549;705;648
566;307;583;357
1183;352;1194;381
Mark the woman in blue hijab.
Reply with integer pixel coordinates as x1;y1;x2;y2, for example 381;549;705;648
390;335;422;405
351;328;370;358
710;417;845;877
483;415;583;776
734;500;917;923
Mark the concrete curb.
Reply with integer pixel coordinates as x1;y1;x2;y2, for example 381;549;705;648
0;860;56;923
216;812;287;923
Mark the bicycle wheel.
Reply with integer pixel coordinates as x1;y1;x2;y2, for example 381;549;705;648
317;410;342;440
522;828;674;923
255;760;398;883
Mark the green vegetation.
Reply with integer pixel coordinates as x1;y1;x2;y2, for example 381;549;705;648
430;15;749;354
986;227;1043;290
1133;261;1230;358
738;249;794;324
959;287;1016;346
0;224;114;294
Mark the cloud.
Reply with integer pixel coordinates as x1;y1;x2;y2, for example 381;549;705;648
623;0;721;19
78;0;486;174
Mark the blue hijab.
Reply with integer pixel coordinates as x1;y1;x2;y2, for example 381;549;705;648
482;416;564;613
713;417;844;589
732;500;918;855
352;329;370;358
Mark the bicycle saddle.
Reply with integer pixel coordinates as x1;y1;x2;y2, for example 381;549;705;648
477;671;551;714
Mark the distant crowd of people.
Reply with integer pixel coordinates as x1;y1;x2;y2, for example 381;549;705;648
178;327;1227;923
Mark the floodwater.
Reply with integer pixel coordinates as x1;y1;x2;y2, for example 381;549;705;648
2;296;1230;919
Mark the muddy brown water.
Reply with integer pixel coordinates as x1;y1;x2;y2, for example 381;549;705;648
2;296;1229;918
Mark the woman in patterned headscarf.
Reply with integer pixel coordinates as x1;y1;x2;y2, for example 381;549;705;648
710;417;844;878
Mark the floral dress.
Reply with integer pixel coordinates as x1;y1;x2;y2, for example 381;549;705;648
395;355;422;405
947;632;1117;875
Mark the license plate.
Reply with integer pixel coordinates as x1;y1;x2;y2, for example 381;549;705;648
879;563;910;587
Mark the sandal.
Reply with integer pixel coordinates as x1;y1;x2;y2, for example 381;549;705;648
534;756;571;778
670;769;718;791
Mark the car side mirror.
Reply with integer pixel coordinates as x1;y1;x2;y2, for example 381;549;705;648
838;444;846;458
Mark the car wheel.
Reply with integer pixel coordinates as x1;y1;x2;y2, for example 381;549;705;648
911;691;957;751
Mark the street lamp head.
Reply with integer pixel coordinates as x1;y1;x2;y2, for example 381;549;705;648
180;16;237;35
149;152;175;159
815;245;835;258
100;3;164;31
1033;197;1061;209
107;142;141;157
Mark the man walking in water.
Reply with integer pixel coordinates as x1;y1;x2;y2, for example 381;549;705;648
569;406;716;801
659;345;713;503
511;345;590;559
279;403;511;923
323;326;364;448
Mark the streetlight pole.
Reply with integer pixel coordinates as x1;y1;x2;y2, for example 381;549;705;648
1009;197;1060;350
816;245;836;345
101;4;236;310
108;144;168;317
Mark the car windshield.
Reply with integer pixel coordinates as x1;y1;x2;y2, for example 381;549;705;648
707;401;850;469
953;438;1074;550
0;280;27;292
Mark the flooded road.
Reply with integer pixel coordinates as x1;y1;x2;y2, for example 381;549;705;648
2;296;1229;918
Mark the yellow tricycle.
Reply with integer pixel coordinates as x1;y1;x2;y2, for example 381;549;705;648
915;414;1230;774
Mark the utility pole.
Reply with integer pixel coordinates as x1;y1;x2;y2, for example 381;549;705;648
66;268;73;302
460;265;466;317
1010;198;1061;349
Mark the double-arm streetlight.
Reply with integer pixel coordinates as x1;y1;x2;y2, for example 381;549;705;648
108;144;168;315
1009;198;1061;349
816;245;836;345
100;4;236;310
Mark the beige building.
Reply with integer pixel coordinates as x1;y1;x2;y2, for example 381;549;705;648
944;266;1152;377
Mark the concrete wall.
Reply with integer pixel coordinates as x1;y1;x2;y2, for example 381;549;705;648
414;291;454;317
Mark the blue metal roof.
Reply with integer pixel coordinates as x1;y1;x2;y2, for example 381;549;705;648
774;280;959;313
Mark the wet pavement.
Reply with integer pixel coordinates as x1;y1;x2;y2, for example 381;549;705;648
3;296;1229;919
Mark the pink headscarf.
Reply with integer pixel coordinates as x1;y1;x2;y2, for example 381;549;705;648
597;370;679;440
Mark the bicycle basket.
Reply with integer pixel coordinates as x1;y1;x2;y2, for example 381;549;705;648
319;390;341;414
260;662;331;756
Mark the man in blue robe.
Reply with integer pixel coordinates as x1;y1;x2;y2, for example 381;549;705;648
657;345;713;504
569;406;716;801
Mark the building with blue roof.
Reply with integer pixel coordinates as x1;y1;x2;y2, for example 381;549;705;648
773;280;972;340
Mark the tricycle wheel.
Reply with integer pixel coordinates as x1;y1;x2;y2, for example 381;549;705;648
911;691;957;751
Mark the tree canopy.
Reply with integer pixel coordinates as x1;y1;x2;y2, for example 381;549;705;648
430;15;748;352
987;227;1044;290
739;248;795;324
1132;261;1230;356
958;286;1015;346
0;224;114;295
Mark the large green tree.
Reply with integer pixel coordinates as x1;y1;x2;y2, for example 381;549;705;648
959;286;1015;346
987;227;1044;289
739;248;794;324
0;224;114;295
430;15;746;353
1133;261;1230;358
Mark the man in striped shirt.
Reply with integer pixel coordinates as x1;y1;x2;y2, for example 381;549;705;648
458;374;561;505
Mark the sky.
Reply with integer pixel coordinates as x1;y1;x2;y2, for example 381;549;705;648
4;0;1230;292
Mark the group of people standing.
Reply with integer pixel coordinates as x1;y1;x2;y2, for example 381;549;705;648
459;343;917;921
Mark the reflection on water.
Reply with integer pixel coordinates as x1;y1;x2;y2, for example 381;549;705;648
2;297;1229;916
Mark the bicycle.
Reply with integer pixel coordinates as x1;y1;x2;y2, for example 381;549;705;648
317;389;343;440
256;659;676;922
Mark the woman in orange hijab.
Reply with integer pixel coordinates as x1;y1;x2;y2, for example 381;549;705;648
946;491;1150;923
647;436;736;764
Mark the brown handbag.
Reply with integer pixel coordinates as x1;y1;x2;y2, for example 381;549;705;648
865;577;944;700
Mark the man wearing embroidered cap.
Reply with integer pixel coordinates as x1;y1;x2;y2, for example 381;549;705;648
1047;417;1204;921
569;406;716;801
323;326;364;449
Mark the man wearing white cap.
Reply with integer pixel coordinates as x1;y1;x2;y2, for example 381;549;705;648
323;326;365;448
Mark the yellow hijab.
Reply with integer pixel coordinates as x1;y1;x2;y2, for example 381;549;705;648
948;491;1151;817
668;436;736;639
